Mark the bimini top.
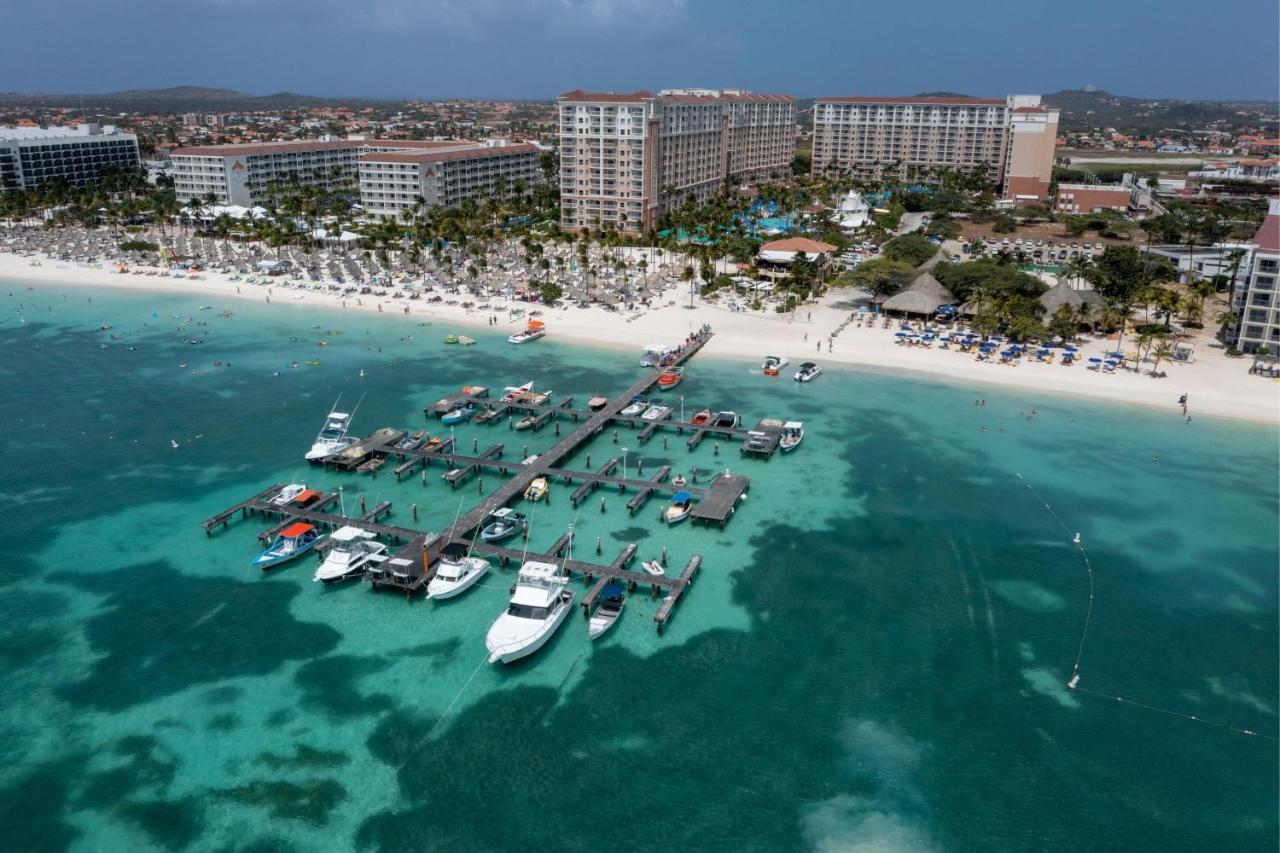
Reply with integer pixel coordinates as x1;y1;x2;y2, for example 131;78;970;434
330;526;376;542
601;583;625;598
292;489;321;503
280;522;315;538
672;491;692;502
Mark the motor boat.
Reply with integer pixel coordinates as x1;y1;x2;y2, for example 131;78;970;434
458;336;477;346
588;396;609;411
252;522;321;570
690;409;711;426
665;491;693;525
485;560;575;664
642;560;665;577
508;320;545;344
762;355;789;376
441;403;477;425
393;430;425;451
620;395;649;417
312;527;387;584
426;544;489;600
657;367;683;390
501;381;534;403
479;507;527;542
641;343;672;367
672;474;687;487
305;400;357;461
794;362;822;382
711;411;739;429
270;483;308;506
642;403;672;422
524;477;549;502
587;583;625;640
780;421;805;452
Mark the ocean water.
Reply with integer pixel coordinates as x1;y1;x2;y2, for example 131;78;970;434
0;279;1276;852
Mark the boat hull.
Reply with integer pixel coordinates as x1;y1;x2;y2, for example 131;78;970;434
252;542;316;570
486;594;574;664
588;609;621;640
426;561;488;599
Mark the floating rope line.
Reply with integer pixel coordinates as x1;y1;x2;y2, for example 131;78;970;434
1015;473;1276;743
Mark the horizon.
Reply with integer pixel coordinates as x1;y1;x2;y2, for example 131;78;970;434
4;0;1279;103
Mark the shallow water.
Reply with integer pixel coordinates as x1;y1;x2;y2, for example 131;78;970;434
1;281;1276;852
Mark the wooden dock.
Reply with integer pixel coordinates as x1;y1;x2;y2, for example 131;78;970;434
689;474;750;528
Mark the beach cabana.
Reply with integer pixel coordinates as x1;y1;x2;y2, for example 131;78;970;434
757;237;838;265
882;272;957;316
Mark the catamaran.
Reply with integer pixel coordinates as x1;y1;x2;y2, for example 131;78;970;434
305;396;361;461
485;560;575;664
426;544;490;600
312;526;387;584
252;522;321;570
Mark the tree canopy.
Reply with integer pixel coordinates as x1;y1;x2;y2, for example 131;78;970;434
881;232;938;267
932;259;1047;304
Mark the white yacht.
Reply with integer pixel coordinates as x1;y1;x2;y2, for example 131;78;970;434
641;403;672;422
794;362;822;383
426;545;490;600
269;483;308;505
780;421;805;452
313;526;387;584
485;560;575;664
306;400;357;461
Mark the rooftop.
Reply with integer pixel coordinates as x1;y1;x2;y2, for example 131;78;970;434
817;95;1006;106
358;142;539;165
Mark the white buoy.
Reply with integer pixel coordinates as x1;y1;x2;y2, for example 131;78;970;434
1072;532;1081;544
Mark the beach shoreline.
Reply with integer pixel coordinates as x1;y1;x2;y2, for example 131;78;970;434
3;252;1276;425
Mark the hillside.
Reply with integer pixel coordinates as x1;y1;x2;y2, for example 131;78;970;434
1045;88;1278;132
0;85;390;114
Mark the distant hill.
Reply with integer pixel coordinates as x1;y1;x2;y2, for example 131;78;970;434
1044;88;1278;132
0;85;391;114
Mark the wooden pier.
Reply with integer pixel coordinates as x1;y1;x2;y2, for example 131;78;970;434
689;475;750;528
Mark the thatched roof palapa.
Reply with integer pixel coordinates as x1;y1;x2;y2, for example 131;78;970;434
882;271;957;315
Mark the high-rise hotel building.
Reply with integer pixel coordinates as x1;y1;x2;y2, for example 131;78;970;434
0;124;140;192
558;88;795;234
358;142;543;218
811;95;1058;202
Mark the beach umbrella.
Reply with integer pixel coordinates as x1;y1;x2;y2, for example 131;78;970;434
895;332;908;338
1088;357;1103;364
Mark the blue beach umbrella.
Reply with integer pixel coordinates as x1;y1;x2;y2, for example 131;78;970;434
1088;357;1103;364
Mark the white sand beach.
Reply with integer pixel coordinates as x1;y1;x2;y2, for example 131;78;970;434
3;252;1276;425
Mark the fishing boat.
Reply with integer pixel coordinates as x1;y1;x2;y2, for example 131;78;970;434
665;491;693;525
515;414;539;431
523;476;549;502
312;527;387;584
252;522;321;570
485;560;574;664
479;507;527;542
780;421;805;452
441;403;477;425
270;483;308;506
641;403;672;422
393;430;425;451
305;398;359;461
794;362;822;382
620;395;648;417
444;334;459;344
711;411;740;429
690;409;711;426
458;335;476;346
426;544;489;600
588;396;609;411
762;355;789;376
642;560;665;577
587;583;625;640
508;320;545;344
657;367;683;390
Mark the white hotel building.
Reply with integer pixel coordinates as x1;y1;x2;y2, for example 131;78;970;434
0;124;141;192
357;142;543;218
558;88;795;234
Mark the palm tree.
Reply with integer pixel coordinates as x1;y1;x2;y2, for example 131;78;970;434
1215;310;1239;345
1149;340;1173;376
1188;280;1215;327
1223;248;1247;315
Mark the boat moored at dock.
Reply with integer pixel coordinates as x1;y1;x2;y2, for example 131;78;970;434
480;507;527;542
665;491;693;525
641;403;672;422
780;421;805;452
587;583;625;640
252;522;321;570
441;403;477;425
305;401;357;461
485;560;574;664
657;367;683;389
620;395;649;417
313;527;387;584
426;544;490;600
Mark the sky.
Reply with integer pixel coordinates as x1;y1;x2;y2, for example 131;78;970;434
4;0;1278;101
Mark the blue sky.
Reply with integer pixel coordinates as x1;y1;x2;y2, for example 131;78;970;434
5;0;1278;100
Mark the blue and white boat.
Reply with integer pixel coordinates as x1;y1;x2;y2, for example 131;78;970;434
252;522;321;570
441;403;477;425
664;491;693;525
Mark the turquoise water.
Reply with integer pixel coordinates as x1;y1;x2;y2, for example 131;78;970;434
1;280;1276;852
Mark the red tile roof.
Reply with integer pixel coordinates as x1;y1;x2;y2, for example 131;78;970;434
359;143;540;165
760;237;838;253
818;95;1006;106
1253;214;1280;253
559;90;656;103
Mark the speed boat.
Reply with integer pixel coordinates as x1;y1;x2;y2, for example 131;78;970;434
711;411;739;429
762;355;789;376
502;381;534;403
252;522;321;570
620;395;648;417
508;320;545;344
270;483;308;506
588;396;609;412
665;491;693;525
485;560;574;664
523;477;549;502
657;367;683;390
515;414;539;431
587;584;625;640
690;409;711;426
312;527;387;584
305;401;357;461
480;507;527;542
780;421;805;452
794;362;822;382
441;403;477;425
426;544;489;600
641;403;672;422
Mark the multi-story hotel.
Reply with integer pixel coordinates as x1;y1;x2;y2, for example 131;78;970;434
0;124;141;192
558;88;795;234
810;94;1059;201
169;139;462;207
358;142;543;218
1234;199;1280;354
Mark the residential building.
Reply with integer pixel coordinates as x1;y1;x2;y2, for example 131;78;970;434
1054;183;1132;214
358;141;543;218
0;124;140;191
558;88;795;234
810;94;1059;201
169;138;461;206
1234;199;1280;354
